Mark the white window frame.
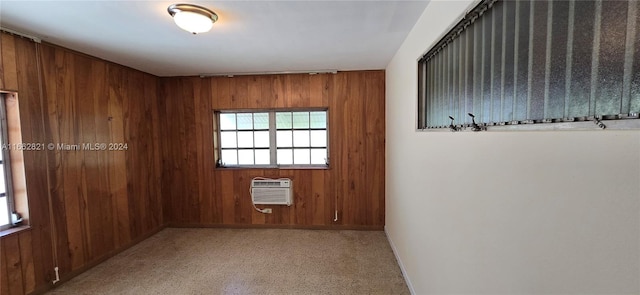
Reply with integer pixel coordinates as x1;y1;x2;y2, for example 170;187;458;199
0;93;16;231
215;109;329;169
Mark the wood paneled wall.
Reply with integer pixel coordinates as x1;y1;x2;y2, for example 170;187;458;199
1;33;55;295
159;71;385;228
0;31;385;294
0;32;164;294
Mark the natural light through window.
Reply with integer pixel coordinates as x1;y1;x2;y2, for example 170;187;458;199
0;94;14;230
217;110;328;167
219;112;270;165
275;111;327;165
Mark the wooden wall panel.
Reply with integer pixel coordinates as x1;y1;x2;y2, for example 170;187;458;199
0;30;384;294
0;32;164;294
3;235;24;295
39;42;165;276
365;73;386;225
159;71;385;229
0;33;19;91
106;66;131;249
0;34;55;295
17;231;35;293
1;242;9;294
0;230;36;294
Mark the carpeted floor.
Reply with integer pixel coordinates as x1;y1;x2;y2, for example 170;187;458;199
47;228;410;295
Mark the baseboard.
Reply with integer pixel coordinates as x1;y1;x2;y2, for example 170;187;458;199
31;224;167;295
169;222;384;231
384;226;416;295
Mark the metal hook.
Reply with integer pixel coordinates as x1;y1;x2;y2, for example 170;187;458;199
448;116;460;132
468;113;485;131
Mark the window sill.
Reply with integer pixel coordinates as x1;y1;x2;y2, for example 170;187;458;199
215;165;329;170
0;225;31;238
418;118;640;132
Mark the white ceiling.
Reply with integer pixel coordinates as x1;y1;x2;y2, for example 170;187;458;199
0;0;429;77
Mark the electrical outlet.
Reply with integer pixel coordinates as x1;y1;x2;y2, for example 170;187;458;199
263;208;272;214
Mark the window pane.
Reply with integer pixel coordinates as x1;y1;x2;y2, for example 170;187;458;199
237;113;253;130
311;149;327;165
0;196;8;226
220;131;237;148
0;166;5;194
276;130;292;147
276;112;292;129
221;150;238;165
293;130;310;147
254;131;270;148
218;110;329;167
310;111;326;128
219;113;236;130
237;131;254;148
294;149;310;165
255;150;270;165
293;112;310;128
277;149;293;165
238;150;254;165
253;113;269;130
310;130;326;147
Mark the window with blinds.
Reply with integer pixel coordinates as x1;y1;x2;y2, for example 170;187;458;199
418;0;640;130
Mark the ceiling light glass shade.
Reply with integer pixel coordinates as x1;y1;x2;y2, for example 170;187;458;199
168;4;218;34
173;11;212;33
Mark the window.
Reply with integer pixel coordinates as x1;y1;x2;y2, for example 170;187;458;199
0;94;16;231
418;0;640;130
216;110;328;167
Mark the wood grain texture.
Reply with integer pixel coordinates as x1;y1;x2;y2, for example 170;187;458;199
0;230;36;295
0;32;165;295
18;231;35;294
1;238;9;294
3;234;24;295
0;31;385;294
159;71;385;229
39;42;164;276
1;33;19;91
0;34;55;295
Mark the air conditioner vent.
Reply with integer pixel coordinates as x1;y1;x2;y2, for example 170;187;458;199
251;179;292;206
252;181;289;187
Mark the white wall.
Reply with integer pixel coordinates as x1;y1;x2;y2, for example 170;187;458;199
385;1;640;294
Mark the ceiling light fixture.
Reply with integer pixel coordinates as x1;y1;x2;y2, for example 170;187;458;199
168;4;218;34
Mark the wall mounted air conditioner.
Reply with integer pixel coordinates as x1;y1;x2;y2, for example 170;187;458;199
251;179;293;206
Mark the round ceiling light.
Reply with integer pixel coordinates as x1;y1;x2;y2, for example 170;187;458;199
168;4;218;34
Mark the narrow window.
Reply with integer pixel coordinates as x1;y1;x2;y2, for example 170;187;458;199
0;92;24;231
418;0;640;130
